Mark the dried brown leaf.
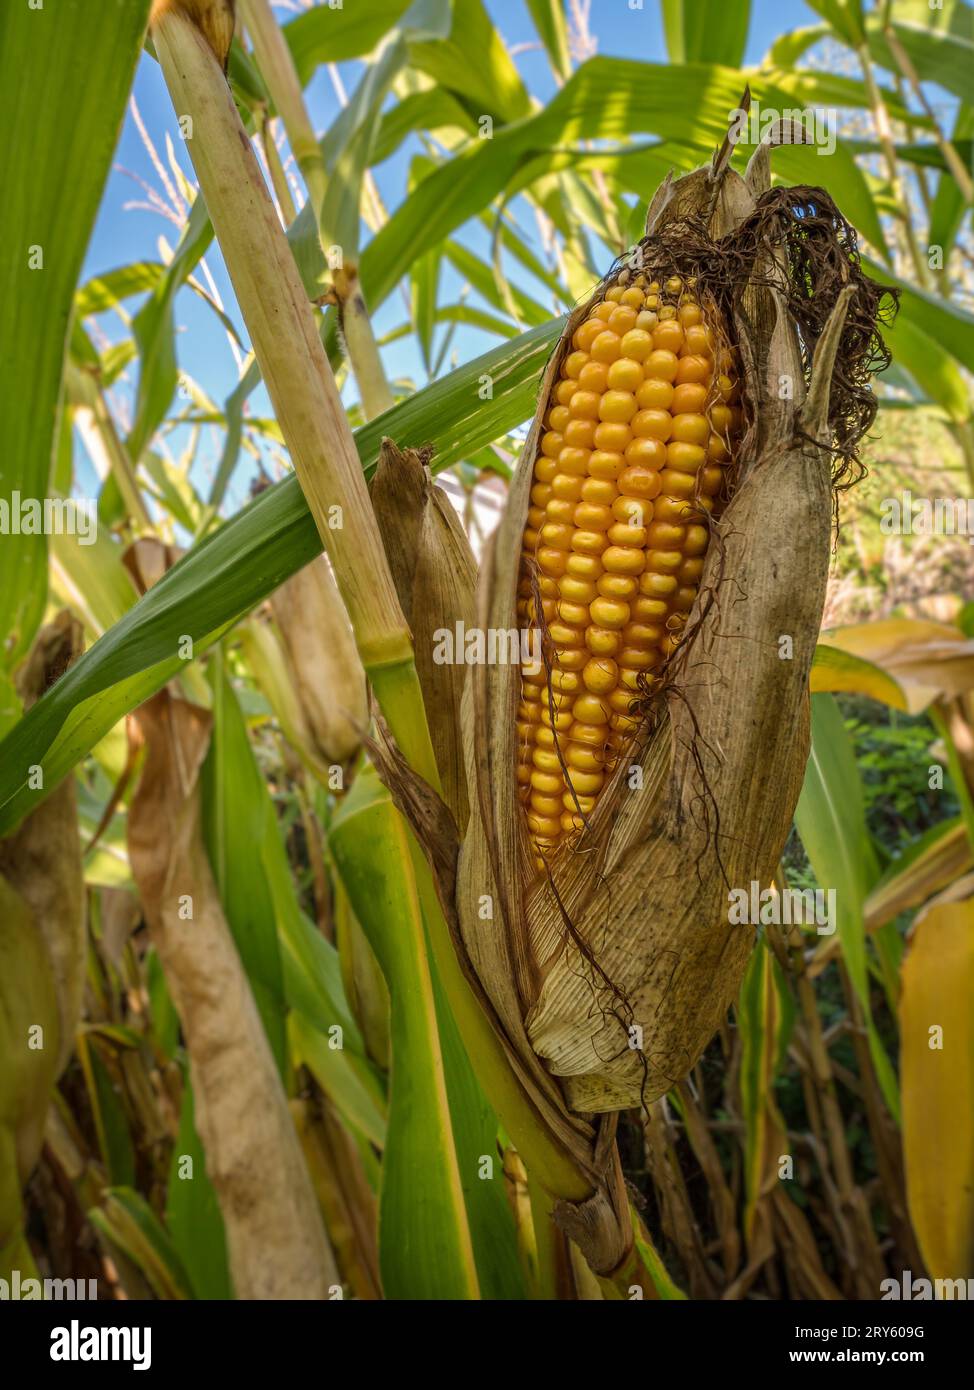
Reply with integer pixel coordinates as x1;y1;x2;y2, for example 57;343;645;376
270;555;369;766
128;689;338;1298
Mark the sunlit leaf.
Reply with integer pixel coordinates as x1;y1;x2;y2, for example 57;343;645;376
0;0;150;663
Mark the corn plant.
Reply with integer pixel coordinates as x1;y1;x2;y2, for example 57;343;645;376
1;0;972;1303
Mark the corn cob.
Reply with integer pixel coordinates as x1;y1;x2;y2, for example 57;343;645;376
516;270;743;863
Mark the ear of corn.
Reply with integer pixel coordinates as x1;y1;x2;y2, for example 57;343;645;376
515;269;742;864
453;159;891;1123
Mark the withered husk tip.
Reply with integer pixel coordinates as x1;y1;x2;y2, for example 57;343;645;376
151;0;236;71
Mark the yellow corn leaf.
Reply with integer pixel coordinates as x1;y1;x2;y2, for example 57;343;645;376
820;619;974;713
865;819;972;933
900;896;974;1279
811;643;908;710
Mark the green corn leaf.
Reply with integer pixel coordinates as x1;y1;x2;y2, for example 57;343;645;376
866;0;974;105
662;0;751;67
355;59;910;309
374;86;477;166
882;316;972;422
0;321;559;835
930;106;974;258
76;1034;136;1188
738;936;795;1241
864;255;974;374
525;0;572;81
200;662;288;1075
407;0;532;123
0;0;150;664
128;194;214;465
89;1189;194;1301
200;661;386;1145
796;695;901;1120
763;25;829;67
284;0;414;83
329;765;480;1299
805;0;866;49
166;1081;233;1300
76;262;166;317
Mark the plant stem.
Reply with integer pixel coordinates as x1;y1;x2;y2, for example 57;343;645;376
153;4;409;679
238;0;394;419
152;0;601;1222
883;26;974;205
258;109;296;225
857;45;933;289
237;0;325;213
65;360;153;531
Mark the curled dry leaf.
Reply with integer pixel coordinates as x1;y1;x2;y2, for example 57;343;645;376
0;610;86;1079
372;438;477;833
128;688;338;1299
0;876;59;1271
0;612;84;1271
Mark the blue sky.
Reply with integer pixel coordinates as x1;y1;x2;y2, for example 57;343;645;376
79;0;837;513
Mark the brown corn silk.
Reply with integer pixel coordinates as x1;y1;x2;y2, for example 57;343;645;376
454;158;895;1126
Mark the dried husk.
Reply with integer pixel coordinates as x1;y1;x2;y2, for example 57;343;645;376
152;0;235;70
123;536;184;591
372;439;477;833
0;877;59;1272
269;554;369;767
0;613;85;1272
455;161;887;1115
128;687;339;1298
0;611;86;1078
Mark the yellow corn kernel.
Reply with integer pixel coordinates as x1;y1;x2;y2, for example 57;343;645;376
517;271;742;857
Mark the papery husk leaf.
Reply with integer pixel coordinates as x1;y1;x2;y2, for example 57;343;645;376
371;439;477;833
123;536;184;593
152;0;235;70
0;613;84;1272
269;555;369;767
128;688;339;1298
0;875;59;1272
0;611;85;1078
